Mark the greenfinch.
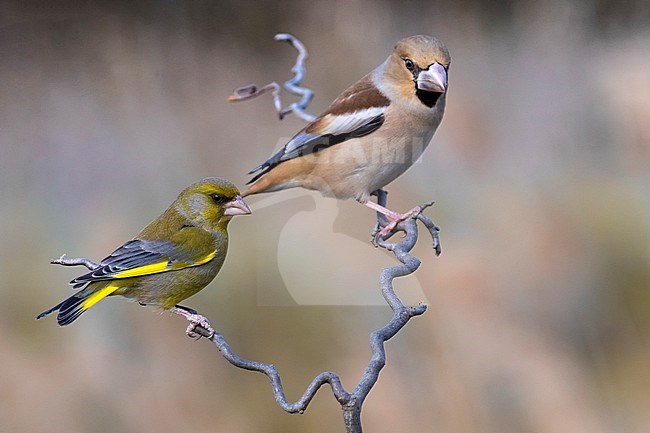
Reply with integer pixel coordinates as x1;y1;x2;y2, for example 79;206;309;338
37;177;251;328
243;35;450;236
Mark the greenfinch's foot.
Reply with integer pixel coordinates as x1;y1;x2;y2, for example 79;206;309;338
172;306;215;339
186;319;214;339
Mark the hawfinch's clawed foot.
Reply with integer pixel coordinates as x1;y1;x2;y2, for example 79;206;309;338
375;206;424;239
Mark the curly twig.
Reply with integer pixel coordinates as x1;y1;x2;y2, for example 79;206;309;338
191;213;436;432
228;33;316;122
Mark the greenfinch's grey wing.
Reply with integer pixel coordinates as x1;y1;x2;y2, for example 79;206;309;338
71;227;218;289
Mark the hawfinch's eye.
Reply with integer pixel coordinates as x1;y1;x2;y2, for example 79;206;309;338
404;58;415;71
211;194;228;204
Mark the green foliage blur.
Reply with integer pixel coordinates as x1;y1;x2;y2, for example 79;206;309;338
1;1;649;431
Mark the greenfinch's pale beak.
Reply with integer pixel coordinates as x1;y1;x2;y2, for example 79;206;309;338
416;62;447;93
224;196;252;216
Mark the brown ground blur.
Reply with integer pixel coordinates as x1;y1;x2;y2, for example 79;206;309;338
1;1;649;432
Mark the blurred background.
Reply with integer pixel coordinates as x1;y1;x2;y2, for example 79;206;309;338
1;1;649;431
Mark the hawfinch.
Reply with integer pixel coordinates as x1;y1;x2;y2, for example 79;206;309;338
244;35;450;236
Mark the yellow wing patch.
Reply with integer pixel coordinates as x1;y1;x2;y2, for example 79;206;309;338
81;284;119;310
112;250;216;279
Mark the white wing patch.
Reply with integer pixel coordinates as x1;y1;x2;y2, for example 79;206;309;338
282;106;386;157
284;132;319;155
318;106;387;135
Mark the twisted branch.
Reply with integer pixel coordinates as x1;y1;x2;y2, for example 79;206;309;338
228;33;316;122
191;211;437;432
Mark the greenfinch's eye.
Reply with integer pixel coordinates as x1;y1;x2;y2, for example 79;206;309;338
404;58;415;71
211;194;228;204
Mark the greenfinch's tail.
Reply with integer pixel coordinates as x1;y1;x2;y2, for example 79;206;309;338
37;284;118;326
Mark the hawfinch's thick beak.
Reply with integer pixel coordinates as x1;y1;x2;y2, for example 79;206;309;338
224;196;252;216
416;62;447;93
